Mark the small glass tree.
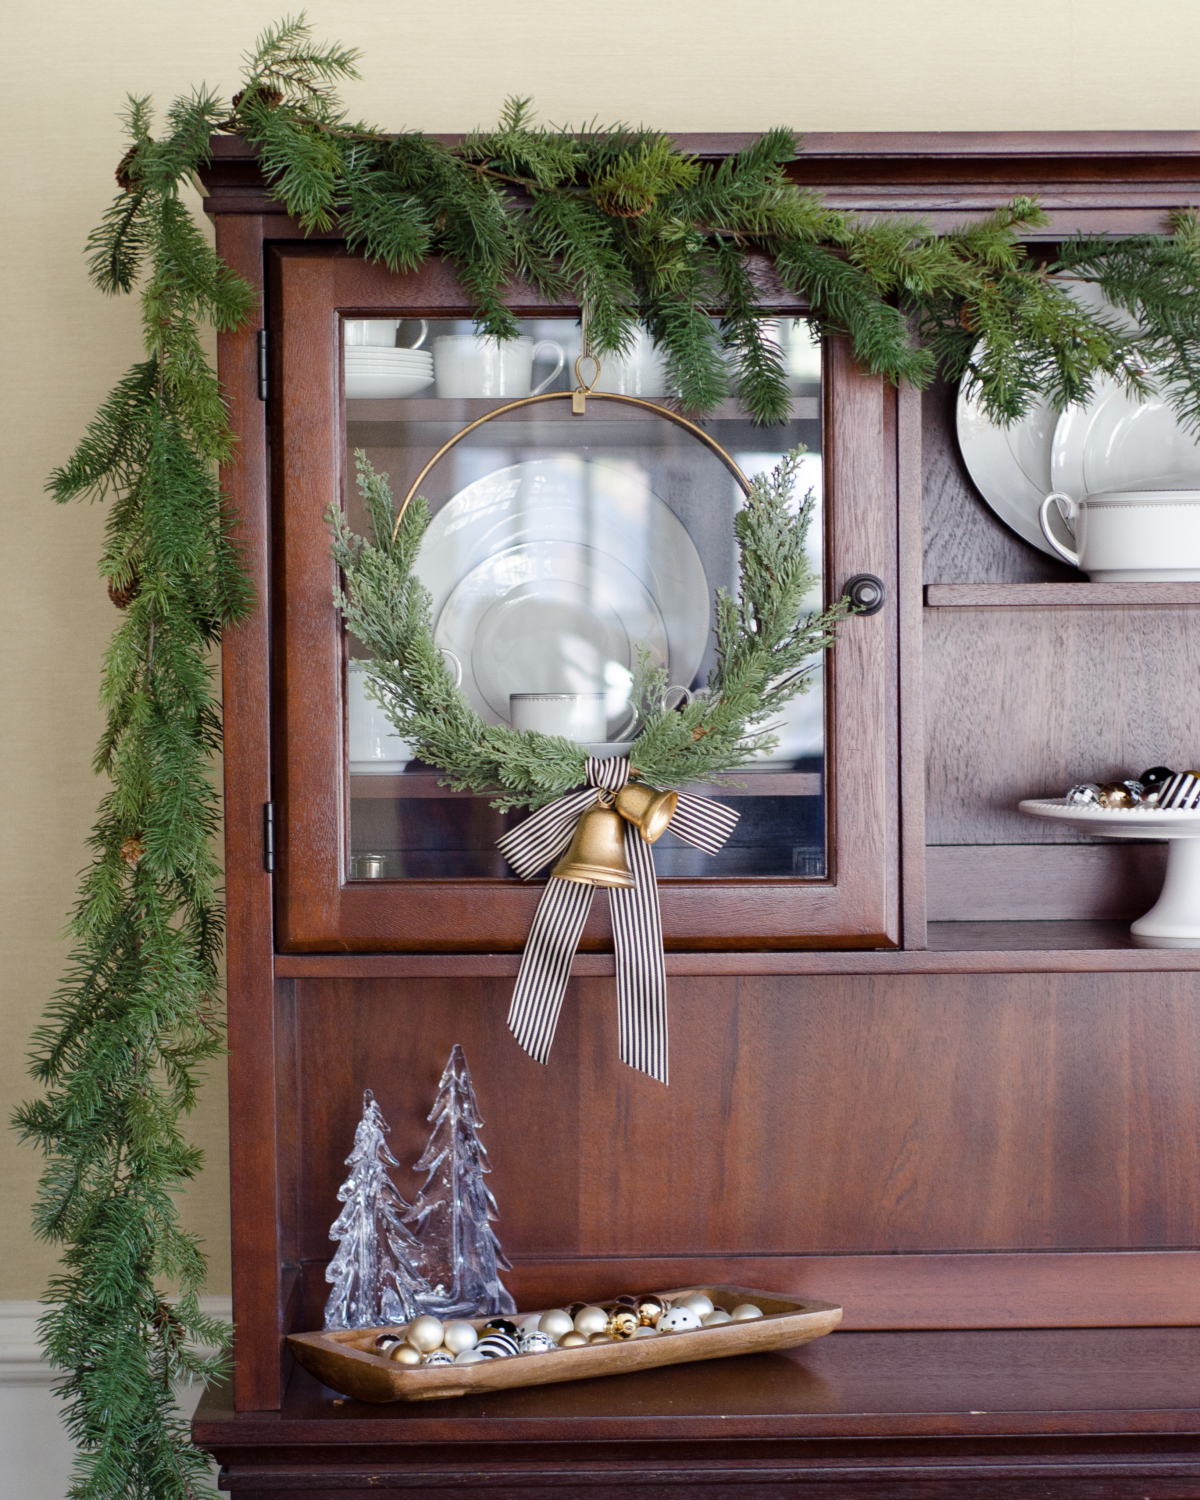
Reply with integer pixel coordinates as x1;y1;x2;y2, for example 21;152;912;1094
324;1090;432;1329
407;1044;516;1318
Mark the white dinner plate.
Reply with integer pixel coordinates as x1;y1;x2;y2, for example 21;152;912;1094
414;457;711;725
346;370;435;399
1050;376;1200;500
434;541;668;732
955;280;1133;555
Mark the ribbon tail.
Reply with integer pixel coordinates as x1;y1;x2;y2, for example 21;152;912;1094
507;878;595;1064
609;828;668;1085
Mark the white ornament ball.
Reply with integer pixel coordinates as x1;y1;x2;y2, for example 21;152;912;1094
702;1308;732;1326
406;1315;445;1352
656;1305;702;1333
538;1308;574;1341
454;1348;487;1365
633;1324;659;1338
731;1303;763;1321
442;1321;478;1354
518;1314;544;1336
573;1305;610;1336
677;1292;714;1318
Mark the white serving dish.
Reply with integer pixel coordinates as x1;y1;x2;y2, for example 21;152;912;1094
1019;797;1200;946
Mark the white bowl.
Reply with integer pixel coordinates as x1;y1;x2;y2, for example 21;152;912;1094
346;370;435;399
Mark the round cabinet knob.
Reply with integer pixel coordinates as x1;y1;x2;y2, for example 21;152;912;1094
844;574;886;615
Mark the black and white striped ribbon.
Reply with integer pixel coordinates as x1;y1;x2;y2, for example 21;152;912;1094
498;757;739;1084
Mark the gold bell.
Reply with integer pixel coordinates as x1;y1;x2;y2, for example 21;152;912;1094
551;797;635;887
614;783;678;844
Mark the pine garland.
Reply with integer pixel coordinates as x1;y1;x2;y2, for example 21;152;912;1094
13;90;254;1500
17;14;1200;1498
331;449;843;810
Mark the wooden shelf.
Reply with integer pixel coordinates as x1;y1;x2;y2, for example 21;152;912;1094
273;922;1200;977
925;582;1200;607
194;1328;1200;1466
349;771;823;800
346;394;820;428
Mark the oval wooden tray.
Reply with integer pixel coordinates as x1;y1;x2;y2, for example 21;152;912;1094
287;1285;843;1402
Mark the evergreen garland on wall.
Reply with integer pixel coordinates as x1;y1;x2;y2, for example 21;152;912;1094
15;14;1200;1496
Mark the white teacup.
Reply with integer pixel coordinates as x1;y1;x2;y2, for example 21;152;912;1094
591;331;669;399
344;318;428;349
1039;489;1200;580
510;692;607;741
348;654;459;770
433;335;565;398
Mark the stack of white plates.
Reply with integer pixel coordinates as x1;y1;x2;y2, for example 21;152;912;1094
956;279;1200;556
345;346;434;400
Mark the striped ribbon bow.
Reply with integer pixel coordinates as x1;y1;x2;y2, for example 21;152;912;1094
497;757;739;1085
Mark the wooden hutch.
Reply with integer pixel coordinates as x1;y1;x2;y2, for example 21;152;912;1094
193;133;1200;1497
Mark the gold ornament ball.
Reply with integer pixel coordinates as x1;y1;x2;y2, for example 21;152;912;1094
635;1295;667;1326
559;1331;588;1347
406;1315;445;1352
607;1309;639;1340
389;1343;423;1366
588;1332;616;1344
573;1305;610;1336
1098;781;1135;809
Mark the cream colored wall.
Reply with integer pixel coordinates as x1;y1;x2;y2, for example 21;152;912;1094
2;0;1198;1301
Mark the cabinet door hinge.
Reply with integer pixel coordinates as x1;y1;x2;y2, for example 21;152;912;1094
256;329;269;401
263;801;275;873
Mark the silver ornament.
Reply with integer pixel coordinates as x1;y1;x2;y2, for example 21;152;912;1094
517;1330;555;1355
422;1348;455;1366
1066;783;1101;806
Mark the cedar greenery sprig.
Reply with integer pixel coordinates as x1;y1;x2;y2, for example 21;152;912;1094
330;450;843;810
14;86;253;1500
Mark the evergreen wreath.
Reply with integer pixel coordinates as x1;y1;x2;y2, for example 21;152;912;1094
330;449;841;809
16;12;1200;1498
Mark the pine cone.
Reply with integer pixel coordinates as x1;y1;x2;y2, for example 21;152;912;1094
115;146;139;194
231;87;283;111
120;837;145;867
959;301;978;333
107;571;139;609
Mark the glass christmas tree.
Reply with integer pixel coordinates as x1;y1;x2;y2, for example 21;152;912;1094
324;1089;433;1329
407;1044;516;1318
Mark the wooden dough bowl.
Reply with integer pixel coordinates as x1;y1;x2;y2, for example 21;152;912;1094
287;1285;843;1403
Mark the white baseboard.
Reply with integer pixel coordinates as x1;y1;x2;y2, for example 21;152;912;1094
0;1296;232;1500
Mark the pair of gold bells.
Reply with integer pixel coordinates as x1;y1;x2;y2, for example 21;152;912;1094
551;782;678;889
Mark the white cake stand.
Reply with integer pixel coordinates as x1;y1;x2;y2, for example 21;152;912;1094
1019;798;1200;947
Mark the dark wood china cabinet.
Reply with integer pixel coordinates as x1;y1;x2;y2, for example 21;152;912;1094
195;134;1200;1498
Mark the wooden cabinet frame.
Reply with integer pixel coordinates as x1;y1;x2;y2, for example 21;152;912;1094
269;247;900;952
197;136;1200;1499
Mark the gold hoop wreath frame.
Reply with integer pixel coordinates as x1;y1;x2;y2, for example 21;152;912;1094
333;349;853;1082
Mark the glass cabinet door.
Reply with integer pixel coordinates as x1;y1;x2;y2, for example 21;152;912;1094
271;247;898;951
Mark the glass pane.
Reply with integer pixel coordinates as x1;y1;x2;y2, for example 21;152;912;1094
343;315;824;881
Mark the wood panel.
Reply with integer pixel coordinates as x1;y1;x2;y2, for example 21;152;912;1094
291;1249;1200;1335
927;843;1167;922
290;973;1200;1288
924;605;1200;846
214;213;288;1411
